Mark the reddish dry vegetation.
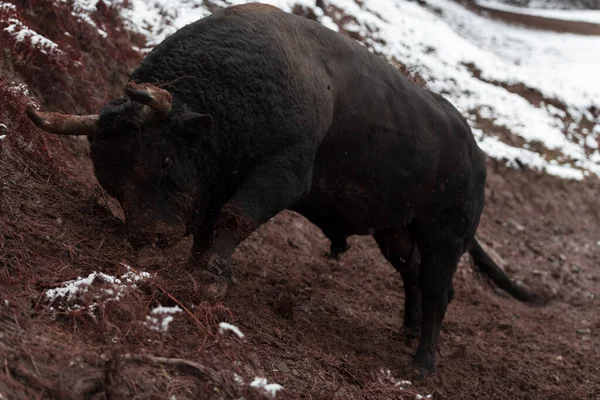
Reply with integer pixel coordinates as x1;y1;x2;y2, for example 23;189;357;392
1;2;600;400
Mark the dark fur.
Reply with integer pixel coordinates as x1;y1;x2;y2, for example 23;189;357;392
89;4;543;374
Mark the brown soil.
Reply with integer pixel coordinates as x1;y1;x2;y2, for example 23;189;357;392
1;2;600;400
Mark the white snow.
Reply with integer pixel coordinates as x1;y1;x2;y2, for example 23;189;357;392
117;0;600;180
145;305;182;333
586;135;598;149
8;82;30;96
59;0;98;12
45;265;152;312
122;0;341;48
0;1;16;12
472;128;587;180
476;1;600;24
233;373;244;384
72;11;108;38
218;322;245;338
123;0;211;47
250;377;284;397
3;18;62;55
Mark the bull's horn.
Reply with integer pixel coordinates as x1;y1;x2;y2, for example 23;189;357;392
124;81;172;120
26;104;98;136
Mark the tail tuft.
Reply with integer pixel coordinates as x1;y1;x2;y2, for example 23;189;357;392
469;238;548;305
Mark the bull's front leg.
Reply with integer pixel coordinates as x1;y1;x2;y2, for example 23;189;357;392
189;148;314;289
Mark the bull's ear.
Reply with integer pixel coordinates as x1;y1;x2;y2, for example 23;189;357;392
180;112;213;134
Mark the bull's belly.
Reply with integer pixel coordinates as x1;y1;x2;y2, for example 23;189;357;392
291;172;416;237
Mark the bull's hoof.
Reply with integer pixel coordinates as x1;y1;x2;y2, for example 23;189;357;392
328;240;351;260
196;270;233;301
405;363;435;382
413;354;435;380
184;251;236;301
202;253;232;278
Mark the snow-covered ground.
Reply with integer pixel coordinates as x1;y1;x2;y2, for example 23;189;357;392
477;0;600;24
492;0;600;11
44;264;151;312
5;0;600;180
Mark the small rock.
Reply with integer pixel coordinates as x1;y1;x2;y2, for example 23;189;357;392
576;328;591;335
508;218;525;232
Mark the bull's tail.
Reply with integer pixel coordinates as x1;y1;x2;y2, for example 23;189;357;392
469;238;547;305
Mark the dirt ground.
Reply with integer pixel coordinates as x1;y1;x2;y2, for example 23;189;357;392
1;1;599;400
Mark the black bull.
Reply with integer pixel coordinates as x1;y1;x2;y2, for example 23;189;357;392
27;3;544;374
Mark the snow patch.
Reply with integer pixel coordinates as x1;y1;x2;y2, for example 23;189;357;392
123;0;211;48
250;377;284;397
233;373;244;384
8;82;31;97
0;1;16;12
58;0;98;12
73;11;108;38
218;322;245;338
476;0;600;24
472;128;586;180
3;18;63;55
145;305;182;333
585;135;598;149
45;265;152;312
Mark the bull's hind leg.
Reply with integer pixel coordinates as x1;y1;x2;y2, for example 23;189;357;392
413;226;464;374
328;233;351;260
374;229;421;337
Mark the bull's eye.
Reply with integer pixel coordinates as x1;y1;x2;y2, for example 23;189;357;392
162;157;173;169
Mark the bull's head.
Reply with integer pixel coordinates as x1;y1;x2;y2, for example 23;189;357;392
27;81;213;249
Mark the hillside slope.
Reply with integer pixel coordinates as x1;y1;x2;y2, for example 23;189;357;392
1;1;599;399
